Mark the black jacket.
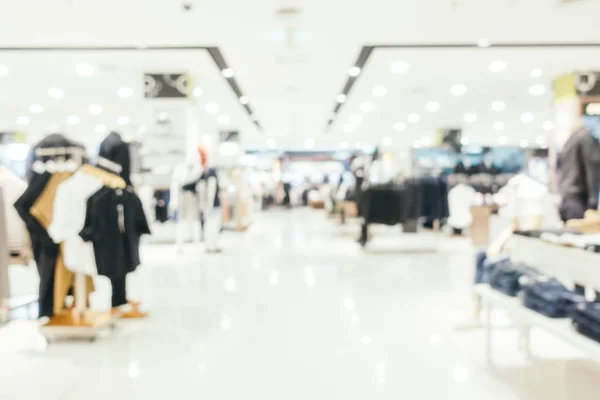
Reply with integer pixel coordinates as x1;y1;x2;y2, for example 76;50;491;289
558;128;600;209
98;132;132;185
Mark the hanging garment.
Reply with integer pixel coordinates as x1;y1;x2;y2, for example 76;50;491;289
0;168;27;254
0;187;10;303
26;133;85;182
47;171;104;275
448;184;476;230
29;172;94;315
200;168;221;208
79;188;150;280
98;132;132;185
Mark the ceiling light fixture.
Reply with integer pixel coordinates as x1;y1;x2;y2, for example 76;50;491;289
451;84;467;96
390;61;410;74
239;95;249;105
341;141;349;149
204;103;219;114
543;121;554;131
520;139;529;148
425;101;440;112
382;136;393;146
372;86;387;97
407;113;421;123
348;66;361;77
491;101;506;111
30;104;44;114
350;114;363;124
218;115;230;125
393;122;406;131
157;112;169;122
67;116;80;125
359;102;374;113
421;137;432;146
95;124;107;133
521;112;534;123
48;88;64;99
88;104;103;115
266;138;277;149
489;60;507;73
76;63;94;76
336;94;346;104
529;84;546;96
494;122;505;131
16;116;30;125
343;123;355;133
304;138;315;149
498;136;508;145
0;65;9;75
221;68;234;78
138;125;148;133
117;116;130;125
531;68;544;78
118;87;134;98
193;87;203;98
477;38;491;48
464;113;477;123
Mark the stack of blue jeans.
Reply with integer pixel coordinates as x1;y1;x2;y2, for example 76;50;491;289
523;280;586;318
572;303;600;342
488;261;532;297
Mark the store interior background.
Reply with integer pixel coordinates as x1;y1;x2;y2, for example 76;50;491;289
2;1;600;399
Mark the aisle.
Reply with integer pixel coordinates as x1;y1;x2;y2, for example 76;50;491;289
1;209;600;399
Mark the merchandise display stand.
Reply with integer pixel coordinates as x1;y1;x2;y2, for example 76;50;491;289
476;235;600;364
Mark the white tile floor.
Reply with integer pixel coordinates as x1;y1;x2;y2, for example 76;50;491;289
1;208;600;399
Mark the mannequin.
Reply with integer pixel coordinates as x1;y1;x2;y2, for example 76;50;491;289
171;157;203;250
196;147;221;253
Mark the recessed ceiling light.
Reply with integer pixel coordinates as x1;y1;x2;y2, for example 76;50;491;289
489;60;507;73
350;114;363;124
421;137;432;146
531;68;544;78
372;86;387;97
520;139;529;148
341;141;349;149
266;138;277;149
218;115;230;125
451;84;467;96
30;104;44;114
118;87;133;98
520;112;534;123
138;125;148;133
221;68;234;78
16;116;30;125
536;135;547;145
382;136;393;146
359;102;374;113
460;137;470;145
425;101;440;112
491;101;506;111
117;116;130;125
239;95;249;105
543;121;554;131
494;122;505;131
205;103;219;114
529;84;546;96
477;38;491;48
498;136;507;145
88;104;103;115
390;61;410;74
67;115;80;125
393;122;406;131
407;113;420;123
464;113;477;123
336;94;347;104
0;65;9;75
344;123;355;133
193;87;203;98
304;137;315;149
95;124;107;133
348;66;361;77
76;63;94;76
157;112;169;122
48;88;64;99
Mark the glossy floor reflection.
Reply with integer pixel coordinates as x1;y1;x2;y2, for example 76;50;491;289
1;209;600;399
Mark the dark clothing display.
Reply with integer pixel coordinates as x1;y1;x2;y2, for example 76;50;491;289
98;132;132;185
573;303;600;343
110;276;128;308
420;177;449;224
523;280;585;318
558;128;600;214
80;188;151;280
153;189;170;223
26;134;85;182
201;168;221;208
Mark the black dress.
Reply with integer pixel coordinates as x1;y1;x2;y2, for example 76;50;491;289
98;132;132;186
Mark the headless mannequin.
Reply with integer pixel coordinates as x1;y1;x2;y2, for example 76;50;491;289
171;160;203;251
196;155;222;253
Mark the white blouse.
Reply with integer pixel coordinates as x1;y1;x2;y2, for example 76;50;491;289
0;169;27;253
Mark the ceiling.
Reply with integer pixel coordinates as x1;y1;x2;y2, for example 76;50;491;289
0;0;600;150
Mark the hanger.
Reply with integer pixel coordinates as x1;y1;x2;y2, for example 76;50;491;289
80;164;126;189
97;156;123;174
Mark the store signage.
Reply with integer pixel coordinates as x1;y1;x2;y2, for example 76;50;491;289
219;130;240;143
144;73;189;98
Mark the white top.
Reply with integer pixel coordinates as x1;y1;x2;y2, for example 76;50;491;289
47;171;104;275
170;162;203;210
0;168;27;253
447;184;476;229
